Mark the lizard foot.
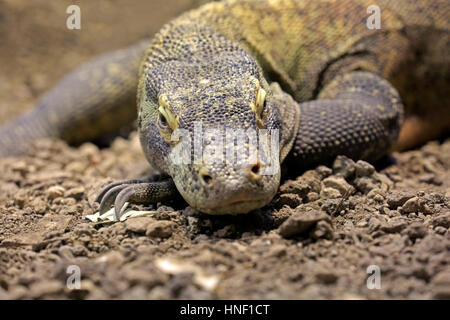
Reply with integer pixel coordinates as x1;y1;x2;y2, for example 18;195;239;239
95;175;177;220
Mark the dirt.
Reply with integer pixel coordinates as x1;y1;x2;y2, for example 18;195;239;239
0;135;449;299
0;1;449;300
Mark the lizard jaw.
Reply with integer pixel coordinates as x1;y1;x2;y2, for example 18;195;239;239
192;197;272;215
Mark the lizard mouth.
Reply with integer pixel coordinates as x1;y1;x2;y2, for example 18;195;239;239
193;196;271;215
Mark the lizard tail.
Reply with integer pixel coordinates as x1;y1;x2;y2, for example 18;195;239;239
0;39;150;157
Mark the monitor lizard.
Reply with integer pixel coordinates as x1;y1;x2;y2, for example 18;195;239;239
0;0;448;218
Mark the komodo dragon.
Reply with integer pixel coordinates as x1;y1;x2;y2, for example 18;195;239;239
0;0;448;218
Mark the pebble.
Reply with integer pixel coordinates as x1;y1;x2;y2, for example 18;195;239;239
306;192;319;202
434;226;447;235
46;186;66;200
332;155;356;179
31;198;47;214
403;222;427;240
278;210;331;238
381;217;408;233
418;173;443;186
368;217;382;233
320;187;342;199
367;188;385;200
125;217;155;234
65;186;85;200
315;166;333;179
386;191;415;209
276;194;302;208
354;177;378;193
355;160;375;177
146;221;175;238
322;176;352;196
279;180;311;198
399;196;434;215
432;213;450;228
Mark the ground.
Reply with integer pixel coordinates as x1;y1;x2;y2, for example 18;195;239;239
0;135;449;299
0;0;449;300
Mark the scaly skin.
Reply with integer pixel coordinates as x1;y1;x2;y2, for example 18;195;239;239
0;0;449;217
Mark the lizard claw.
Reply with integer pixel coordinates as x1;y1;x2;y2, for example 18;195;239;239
98;184;129;215
95;176;178;221
95;177;156;204
114;185;141;221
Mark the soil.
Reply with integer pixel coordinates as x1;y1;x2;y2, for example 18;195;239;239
0;135;449;299
0;1;449;300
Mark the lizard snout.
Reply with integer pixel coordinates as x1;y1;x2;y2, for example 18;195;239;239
198;161;263;188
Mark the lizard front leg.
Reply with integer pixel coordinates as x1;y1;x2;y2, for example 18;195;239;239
95;175;178;220
287;71;404;170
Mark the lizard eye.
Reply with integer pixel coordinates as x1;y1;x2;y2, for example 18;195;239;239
157;95;179;133
256;86;267;115
159;113;168;128
251;84;267;128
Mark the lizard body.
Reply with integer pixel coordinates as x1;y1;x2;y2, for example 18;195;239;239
0;0;449;216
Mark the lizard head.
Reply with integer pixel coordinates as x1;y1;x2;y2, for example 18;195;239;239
138;50;281;214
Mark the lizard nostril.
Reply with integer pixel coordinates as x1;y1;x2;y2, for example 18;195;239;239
201;173;213;185
251;162;261;175
248;162;262;181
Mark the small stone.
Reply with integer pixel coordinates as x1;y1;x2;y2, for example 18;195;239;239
31;198;47;214
46;186;66;200
276;194;302;208
146;221;175;238
356;220;368;228
354;177;378;193
322;176;352;196
332;155;356;179
369;218;384;234
278;210;331;238
400;197;424;214
310;220;334;240
403;222;427;240
432;213;450;228
320;187;342;199
125;217;155;234
386;191;415;209
434;226;447;235
418;173;443;186
315;166;333;179
279;180;311;198
373;194;384;202
65;187;85;200
58;246;74;260
315;270;338;284
321;199;342;215
367;188;385;200
381;217;408;233
355;160;375;177
306;192;319;202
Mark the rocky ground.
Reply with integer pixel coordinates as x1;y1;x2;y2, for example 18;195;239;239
0;134;449;299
